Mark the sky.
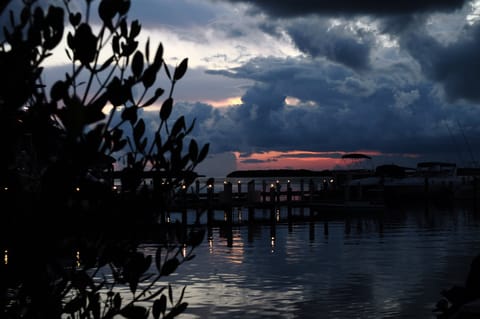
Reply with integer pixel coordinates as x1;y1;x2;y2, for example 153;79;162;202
4;0;480;177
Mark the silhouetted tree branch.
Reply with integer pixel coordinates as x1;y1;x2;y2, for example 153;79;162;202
0;0;208;318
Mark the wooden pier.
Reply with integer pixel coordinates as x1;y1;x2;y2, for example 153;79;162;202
165;179;383;210
153;179;387;228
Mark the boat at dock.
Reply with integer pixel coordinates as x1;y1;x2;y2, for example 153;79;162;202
345;161;480;201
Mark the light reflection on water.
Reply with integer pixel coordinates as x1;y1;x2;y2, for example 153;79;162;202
142;201;480;319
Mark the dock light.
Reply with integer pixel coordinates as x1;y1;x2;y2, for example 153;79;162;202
112;185;118;191
181;184;186;190
3;187;7;191
4;249;8;265
75;187;80;192
271;236;276;251
224;180;227;184
270;183;275;188
182;244;187;258
208;237;214;253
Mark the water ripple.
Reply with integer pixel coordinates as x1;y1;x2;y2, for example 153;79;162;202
140;203;480;318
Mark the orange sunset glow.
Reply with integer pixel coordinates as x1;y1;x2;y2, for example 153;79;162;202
233;150;383;171
204;96;243;108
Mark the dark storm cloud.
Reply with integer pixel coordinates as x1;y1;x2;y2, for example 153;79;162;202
399;21;480;104
284;18;374;71
187;55;480;166
236;0;480;106
216;0;471;17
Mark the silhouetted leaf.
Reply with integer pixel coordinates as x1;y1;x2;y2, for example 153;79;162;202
178;285;186;303
122;106;138;124
165;302;188;318
121;38;138;57
86;93;109;124
133;119;145;145
44;6;64;50
120;18;128;37
186;228;205;248
120;305;148;319
189;140;198;162
50;80;67;101
67;31;74;50
88;292;101;319
198;143;209;163
112;35;120;54
171;116;185;137
130;20;141;38
153;295;167;319
142;64;158;89
118;0;131;15
98;0;116;30
97;56;114;72
72;23;97;64
154;132;162;152
141;87;164;107
63;296;83;314
161;258;179;277
168;284;173;304
28;26;41;47
113;139;127;152
129;279;139;295
65;47;72;60
153;42;163;67
107;77;124;106
20;6;30;26
139;137;147;153
69;12;81;26
185;118;196;135
173;58;188;81
163;62;172;80
160;98;173;121
8;9;14;29
58;96;86;137
114;292;122;310
180;154;190;171
145;38;150;63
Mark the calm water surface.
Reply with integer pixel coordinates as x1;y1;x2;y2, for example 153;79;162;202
144;200;480;319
